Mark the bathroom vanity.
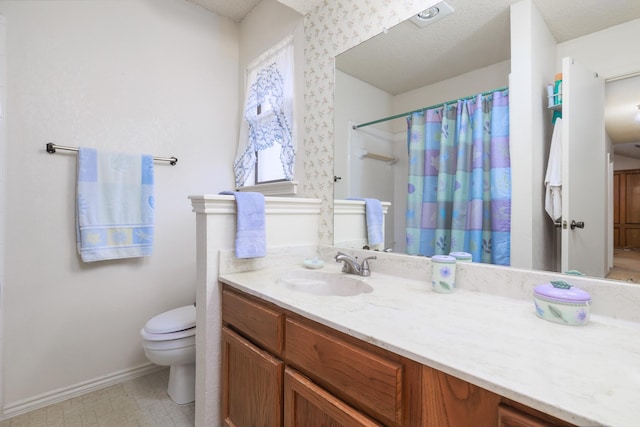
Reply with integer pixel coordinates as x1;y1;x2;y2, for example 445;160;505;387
217;252;640;427
220;284;575;427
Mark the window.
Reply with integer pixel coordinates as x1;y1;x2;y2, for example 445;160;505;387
234;36;296;191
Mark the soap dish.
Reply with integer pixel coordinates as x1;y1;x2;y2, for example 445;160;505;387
533;280;591;326
303;259;324;269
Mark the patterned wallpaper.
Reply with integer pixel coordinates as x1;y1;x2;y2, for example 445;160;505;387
302;0;437;243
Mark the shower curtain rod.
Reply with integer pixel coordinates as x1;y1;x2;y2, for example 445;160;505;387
45;143;178;166
352;86;509;130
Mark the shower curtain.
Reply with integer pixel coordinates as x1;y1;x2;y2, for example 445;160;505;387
405;89;511;265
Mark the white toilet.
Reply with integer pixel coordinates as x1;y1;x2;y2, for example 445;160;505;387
140;305;196;404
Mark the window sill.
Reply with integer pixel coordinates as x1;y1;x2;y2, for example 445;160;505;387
237;181;298;196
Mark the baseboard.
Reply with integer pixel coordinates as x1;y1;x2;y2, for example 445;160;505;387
0;363;165;421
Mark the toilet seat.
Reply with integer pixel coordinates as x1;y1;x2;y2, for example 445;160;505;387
141;333;195;350
141;305;196;341
141;327;195;341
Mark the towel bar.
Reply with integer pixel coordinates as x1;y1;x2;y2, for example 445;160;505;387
45;142;178;166
357;149;397;164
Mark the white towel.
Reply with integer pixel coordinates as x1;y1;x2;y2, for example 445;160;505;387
544;118;562;221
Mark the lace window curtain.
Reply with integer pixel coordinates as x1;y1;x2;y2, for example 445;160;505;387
234;36;295;187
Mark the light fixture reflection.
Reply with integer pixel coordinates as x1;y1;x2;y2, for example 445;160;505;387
417;7;440;20
410;1;455;28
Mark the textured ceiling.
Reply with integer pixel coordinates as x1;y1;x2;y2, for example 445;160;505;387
184;0;322;22
185;0;260;22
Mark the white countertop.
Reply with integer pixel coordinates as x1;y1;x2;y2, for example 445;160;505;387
219;262;640;427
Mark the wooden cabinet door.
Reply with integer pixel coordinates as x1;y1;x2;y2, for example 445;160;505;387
284;367;382;427
614;173;620;247
613;169;640;248
222;327;284;427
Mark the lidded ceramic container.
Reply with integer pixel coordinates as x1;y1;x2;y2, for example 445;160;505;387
533;280;591;326
431;255;457;293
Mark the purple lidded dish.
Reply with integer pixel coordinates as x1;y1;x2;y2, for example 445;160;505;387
533;280;591;326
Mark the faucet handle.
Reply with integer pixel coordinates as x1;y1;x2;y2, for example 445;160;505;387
360;256;377;277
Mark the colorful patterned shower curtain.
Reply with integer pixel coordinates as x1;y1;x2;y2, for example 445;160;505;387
405;89;511;265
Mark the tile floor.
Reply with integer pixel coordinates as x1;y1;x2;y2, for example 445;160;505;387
0;369;194;427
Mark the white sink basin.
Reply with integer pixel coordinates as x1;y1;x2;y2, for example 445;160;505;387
277;270;373;297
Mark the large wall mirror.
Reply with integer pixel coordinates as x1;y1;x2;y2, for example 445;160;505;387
333;0;640;283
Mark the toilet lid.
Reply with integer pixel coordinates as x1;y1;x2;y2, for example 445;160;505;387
143;305;195;335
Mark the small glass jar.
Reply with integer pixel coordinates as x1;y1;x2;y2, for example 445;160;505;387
449;251;472;262
431;255;457;293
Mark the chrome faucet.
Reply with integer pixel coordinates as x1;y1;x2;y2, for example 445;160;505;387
335;252;377;277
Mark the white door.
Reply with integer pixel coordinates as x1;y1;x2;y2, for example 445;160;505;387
561;57;607;277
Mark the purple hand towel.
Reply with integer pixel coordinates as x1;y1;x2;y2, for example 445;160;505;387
347;197;383;245
220;191;266;258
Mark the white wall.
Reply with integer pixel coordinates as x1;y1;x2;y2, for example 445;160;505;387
392;60;511;133
509;0;557;272
557;19;640;80
0;0;238;415
0;13;5;414
614;154;640;171
334;69;394;200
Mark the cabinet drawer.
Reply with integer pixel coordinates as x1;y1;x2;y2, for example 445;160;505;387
222;287;284;355
285;318;403;425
